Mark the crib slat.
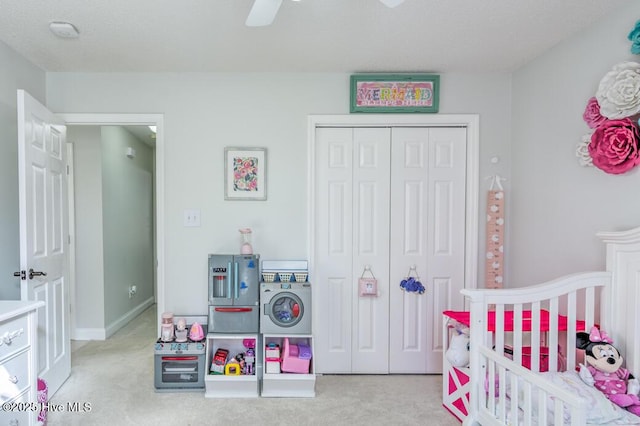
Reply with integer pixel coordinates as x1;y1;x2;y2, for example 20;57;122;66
563;290;577;372
509;371;518;425
530;302;541;372
495;304;505;356
548;297;559;372
553;398;563;424
487;358;495;415
537;390;546;425
498;365;507;423
522;381;532;426
585;286;595;329
513;304;523;366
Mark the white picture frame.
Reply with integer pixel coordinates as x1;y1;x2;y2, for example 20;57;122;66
224;147;267;201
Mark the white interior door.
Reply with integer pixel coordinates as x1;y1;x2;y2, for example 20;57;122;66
314;127;354;373
389;127;467;373
351;128;390;373
314;127;391;374
17;90;71;396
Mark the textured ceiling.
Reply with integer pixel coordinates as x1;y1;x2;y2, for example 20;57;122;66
0;0;631;73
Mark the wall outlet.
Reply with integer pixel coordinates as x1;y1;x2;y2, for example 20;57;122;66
128;285;137;298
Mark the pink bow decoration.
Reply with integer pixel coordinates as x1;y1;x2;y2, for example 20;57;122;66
589;326;613;344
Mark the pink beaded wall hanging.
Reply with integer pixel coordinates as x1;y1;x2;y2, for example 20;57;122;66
485;176;505;289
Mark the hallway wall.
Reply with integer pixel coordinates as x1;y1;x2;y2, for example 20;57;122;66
70;125;154;338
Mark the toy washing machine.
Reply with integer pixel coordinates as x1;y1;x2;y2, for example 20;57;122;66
260;282;311;334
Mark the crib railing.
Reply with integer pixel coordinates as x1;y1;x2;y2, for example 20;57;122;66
461;271;612;425
477;345;587;425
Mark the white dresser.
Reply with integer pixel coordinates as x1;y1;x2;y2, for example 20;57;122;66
0;301;43;426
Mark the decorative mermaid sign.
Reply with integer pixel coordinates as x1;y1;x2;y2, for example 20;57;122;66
350;74;439;113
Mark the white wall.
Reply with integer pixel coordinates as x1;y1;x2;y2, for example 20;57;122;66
509;2;640;286
0;41;45;299
47;72;512;314
68;126;105;331
101;126;154;327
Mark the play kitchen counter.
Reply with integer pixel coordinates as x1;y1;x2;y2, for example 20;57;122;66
0;300;44;426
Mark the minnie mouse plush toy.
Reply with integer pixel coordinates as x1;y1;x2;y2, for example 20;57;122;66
577;326;640;415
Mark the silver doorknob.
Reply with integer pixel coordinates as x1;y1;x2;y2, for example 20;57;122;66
28;269;47;280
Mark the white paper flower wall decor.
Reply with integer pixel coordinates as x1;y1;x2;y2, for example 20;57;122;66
578;19;640;174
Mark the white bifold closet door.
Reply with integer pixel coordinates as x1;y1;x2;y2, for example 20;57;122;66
314;126;466;374
388;127;466;373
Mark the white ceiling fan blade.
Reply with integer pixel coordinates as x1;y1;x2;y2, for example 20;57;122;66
379;0;405;8
246;0;283;27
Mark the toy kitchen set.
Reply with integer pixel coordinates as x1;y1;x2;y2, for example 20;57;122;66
154;248;315;398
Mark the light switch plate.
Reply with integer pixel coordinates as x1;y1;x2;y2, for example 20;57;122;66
183;209;201;227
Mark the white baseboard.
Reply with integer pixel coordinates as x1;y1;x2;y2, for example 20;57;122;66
73;327;106;341
73;297;155;341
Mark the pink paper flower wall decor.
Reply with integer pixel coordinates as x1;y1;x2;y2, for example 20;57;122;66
578;20;640;175
583;97;607;129
588;118;640;174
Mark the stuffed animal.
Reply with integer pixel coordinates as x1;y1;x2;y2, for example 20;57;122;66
577;326;640;416
446;332;470;368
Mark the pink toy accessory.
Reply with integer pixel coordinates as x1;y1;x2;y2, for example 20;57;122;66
280;337;311;374
589;327;613;343
188;322;204;341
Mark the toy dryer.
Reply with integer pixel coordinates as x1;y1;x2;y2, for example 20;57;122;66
208;254;260;333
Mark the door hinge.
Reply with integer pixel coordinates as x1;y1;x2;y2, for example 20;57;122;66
66;164;70;175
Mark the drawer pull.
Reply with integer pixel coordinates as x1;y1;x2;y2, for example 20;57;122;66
0;328;24;346
7;375;18;384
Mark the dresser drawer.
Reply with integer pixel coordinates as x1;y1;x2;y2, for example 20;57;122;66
1;388;33;426
0;314;28;360
0;349;30;402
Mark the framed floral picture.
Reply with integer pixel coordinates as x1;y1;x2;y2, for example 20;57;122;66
224;147;267;200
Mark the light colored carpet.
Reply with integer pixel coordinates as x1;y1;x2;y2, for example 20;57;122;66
48;305;460;426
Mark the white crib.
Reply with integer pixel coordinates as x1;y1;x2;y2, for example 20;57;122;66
443;226;640;425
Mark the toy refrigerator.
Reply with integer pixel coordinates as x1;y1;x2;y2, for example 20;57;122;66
207;254;260;333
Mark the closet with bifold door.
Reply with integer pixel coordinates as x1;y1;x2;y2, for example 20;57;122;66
312;123;470;374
